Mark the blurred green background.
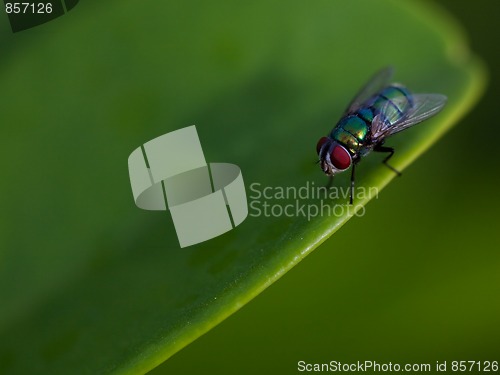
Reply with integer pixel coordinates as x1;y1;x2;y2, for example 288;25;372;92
153;0;500;374
0;0;497;374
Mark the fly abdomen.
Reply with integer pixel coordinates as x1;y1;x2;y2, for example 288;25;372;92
369;84;413;126
356;107;375;124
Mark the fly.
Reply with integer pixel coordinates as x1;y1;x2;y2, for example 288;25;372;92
316;67;447;204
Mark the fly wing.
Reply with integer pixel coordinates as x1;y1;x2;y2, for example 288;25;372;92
385;94;447;136
371;93;447;142
344;66;394;115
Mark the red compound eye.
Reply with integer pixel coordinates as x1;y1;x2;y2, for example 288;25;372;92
330;145;351;170
316;137;329;154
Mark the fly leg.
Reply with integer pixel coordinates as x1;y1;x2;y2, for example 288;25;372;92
325;175;334;189
349;162;356;205
373;144;402;176
321;175;333;196
317;160;334;192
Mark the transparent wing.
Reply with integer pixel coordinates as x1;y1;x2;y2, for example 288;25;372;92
372;93;447;141
344;66;394;114
385;94;447;135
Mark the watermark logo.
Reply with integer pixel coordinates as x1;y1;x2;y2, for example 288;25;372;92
4;1;79;33
128;125;248;248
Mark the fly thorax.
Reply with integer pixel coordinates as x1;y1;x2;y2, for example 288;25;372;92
331;115;369;154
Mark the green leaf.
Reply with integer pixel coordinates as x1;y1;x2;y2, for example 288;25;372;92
0;0;485;374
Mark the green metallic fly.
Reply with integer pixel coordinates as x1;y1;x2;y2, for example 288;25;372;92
316;67;447;204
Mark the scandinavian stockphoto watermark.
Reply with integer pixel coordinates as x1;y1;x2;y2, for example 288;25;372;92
128;126;378;248
248;181;378;220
